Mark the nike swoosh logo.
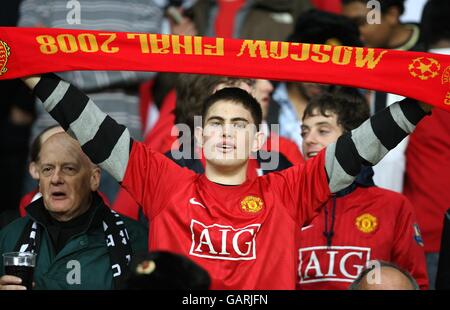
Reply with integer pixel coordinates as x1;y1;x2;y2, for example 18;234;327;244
301;225;314;231
189;198;206;209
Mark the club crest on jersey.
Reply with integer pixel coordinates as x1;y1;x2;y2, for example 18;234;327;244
240;196;264;213
413;223;424;247
355;213;378;233
0;39;11;76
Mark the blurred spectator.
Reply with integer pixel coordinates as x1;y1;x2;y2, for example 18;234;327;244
349;261;420;290
271;9;362;151
191;0;312;41
18;0;164;202
126;251;211;289
342;0;425;193
403;0;450;289
297;88;428;290
341;0;423;50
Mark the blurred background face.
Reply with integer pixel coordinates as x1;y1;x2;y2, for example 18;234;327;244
301;110;344;160
301;83;328;99
342;1;394;47
198;100;260;169
37;133;100;221
251;79;273;121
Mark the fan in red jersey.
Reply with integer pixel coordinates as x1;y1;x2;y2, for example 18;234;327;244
297;87;428;289
21;72;431;289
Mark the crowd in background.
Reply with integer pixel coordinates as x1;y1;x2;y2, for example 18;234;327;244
1;0;449;290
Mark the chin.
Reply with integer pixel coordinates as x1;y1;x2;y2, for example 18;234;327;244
46;200;72;215
209;157;247;168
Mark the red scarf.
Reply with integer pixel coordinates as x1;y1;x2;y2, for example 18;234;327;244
1;27;449;110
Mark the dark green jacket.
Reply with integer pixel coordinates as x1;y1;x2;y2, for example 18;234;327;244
0;195;148;290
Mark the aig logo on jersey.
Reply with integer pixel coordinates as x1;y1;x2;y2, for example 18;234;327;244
298;246;371;284
189;220;261;261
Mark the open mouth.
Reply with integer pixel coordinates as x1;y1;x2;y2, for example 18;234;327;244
51;191;67;200
216;142;236;153
307;151;319;158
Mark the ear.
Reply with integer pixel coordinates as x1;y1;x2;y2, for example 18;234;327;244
194;126;204;149
251;131;266;153
29;162;39;180
90;166;101;192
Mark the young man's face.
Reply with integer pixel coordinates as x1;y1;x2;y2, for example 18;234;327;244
301;110;344;160
342;1;396;48
196;100;263;169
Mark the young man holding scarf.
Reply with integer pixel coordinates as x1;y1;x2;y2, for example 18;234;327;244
19;73;432;289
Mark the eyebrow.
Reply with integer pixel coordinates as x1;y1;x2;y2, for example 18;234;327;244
301;121;332;129
40;162;79;166
314;121;332;126
206;116;250;123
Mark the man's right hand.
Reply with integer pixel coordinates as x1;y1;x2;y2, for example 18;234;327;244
0;275;27;290
21;75;41;90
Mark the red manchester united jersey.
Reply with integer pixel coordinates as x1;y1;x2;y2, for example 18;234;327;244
297;187;429;290
121;141;331;289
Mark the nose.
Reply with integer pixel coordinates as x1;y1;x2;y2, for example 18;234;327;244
303;131;318;146
222;123;233;137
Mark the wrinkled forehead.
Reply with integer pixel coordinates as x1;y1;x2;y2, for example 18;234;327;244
39;133;89;165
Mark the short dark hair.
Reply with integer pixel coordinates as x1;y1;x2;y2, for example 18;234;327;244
302;87;369;132
349;260;419;290
420;0;450;49
289;9;362;46
341;0;405;15
202;87;262;126
29;125;61;162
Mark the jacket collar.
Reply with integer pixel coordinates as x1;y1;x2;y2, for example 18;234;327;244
26;191;106;234
335;166;375;197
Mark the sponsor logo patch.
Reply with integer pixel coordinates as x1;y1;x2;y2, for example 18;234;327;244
189;220;261;261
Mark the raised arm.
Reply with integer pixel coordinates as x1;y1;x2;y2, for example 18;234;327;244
22;74;130;182
325;98;431;193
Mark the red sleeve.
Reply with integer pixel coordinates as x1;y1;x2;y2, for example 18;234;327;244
267;149;331;225
278;136;305;165
120;141;194;220
391;197;429;289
